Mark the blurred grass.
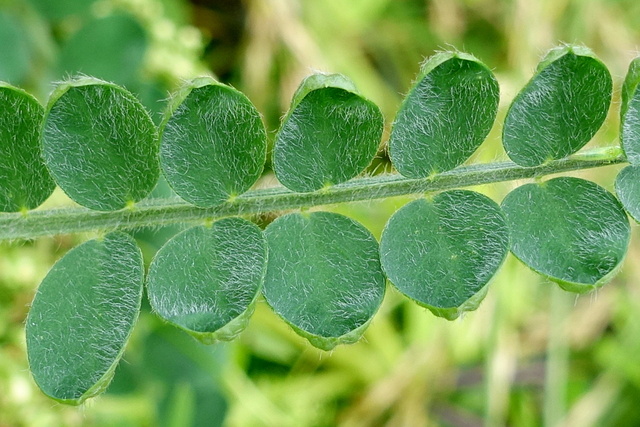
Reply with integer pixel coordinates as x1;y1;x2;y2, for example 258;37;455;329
2;0;640;426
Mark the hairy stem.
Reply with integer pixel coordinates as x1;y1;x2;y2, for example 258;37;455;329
0;147;626;241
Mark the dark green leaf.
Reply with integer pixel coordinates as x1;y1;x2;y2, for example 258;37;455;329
26;232;144;404
501;177;630;292
146;218;267;343
380;190;509;319
615;165;640;222
0;83;54;212
263;211;385;350
274;73;383;192
42;78;159;211
57;13;147;87
389;52;499;178
620;57;640;164
502;45;612;167
160;77;267;207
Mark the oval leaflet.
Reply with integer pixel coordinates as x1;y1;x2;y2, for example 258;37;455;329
273;73;383;192
263;211;385;350
26;232;144;404
42;78;159;211
160;77;267;207
380;190;509;320
501;177;630;292
146;218;268;344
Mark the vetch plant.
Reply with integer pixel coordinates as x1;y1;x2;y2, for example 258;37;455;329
1;44;638;404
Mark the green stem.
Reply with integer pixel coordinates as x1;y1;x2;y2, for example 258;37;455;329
0;147;626;241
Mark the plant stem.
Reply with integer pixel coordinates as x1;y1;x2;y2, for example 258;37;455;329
0;147;626;241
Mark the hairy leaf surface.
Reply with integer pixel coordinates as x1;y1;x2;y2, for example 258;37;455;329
380;191;509;319
26;232;143;404
42;78;159;210
502;45;612;167
146;218;267;343
263;211;385;350
0;83;54;212
615;165;640;222
501;177;630;292
389;52;499;178
160;77;267;207
273;73;383;192
621;57;640;164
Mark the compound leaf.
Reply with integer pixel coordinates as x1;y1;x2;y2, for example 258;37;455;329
503;45;612;167
615;165;640;222
274;73;383;192
380;190;509;320
501;177;630;292
620;57;640;164
26;232;144;405
146;218;267;344
0;83;55;212
389;52;499;178
263;211;385;350
160;77;267;207
42;78;159;211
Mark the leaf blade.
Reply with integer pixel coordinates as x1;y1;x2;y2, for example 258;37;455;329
146;218;267;343
274;74;383;192
263;211;385;350
389;52;499;178
502;45;612;167
501;177;630;292
160;77;267;207
0;83;55;212
380;190;509;319
26;232;144;404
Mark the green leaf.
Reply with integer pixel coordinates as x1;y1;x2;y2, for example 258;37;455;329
57;13;147;87
42;78;159;211
0;11;30;84
502;45;612;167
26;232;144;405
263;211;385;350
273;73;383;192
615;165;640;222
29;0;98;21
146;218;267;344
389;52;499;178
620;57;640;164
0;83;55;212
380;190;509;320
501;177;630;292
160;77;267;207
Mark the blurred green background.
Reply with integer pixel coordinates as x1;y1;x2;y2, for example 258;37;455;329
2;0;640;426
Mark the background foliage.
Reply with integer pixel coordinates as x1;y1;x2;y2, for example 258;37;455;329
2;0;640;426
